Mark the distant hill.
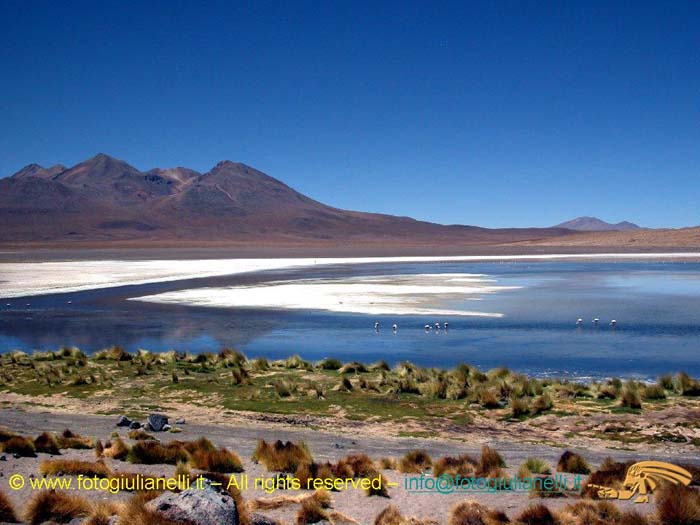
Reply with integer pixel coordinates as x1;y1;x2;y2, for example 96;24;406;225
555;216;641;231
0;153;571;246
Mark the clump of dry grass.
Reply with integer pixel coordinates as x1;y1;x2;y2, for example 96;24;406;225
655;483;700;525
433;454;477;477
449;501;509;525
39;459;111;478
398;450;432;473
0;428;18;442
128;429;156;441
57;428;94;450
379;457;398;470
338;361;368;374
117;492;182;525
581;458;633;498
2;435;36;457
127;440;189;465
295;461;337;489
365;469;390;498
103;437;130;460
556;501;625;525
253;439;312;473
93;346;132;361
24;491;91;525
191;447;243;473
517;503;556;525
34;432;61;455
620;387;643;409
374;505;404;525
510;396;531;418
338;454;375;477
0;489;18;523
82;503;121;525
477;445;505;475
556;450;591;474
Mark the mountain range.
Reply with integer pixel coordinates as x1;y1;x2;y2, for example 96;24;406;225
0;154;653;247
0;154;575;246
554;217;641;231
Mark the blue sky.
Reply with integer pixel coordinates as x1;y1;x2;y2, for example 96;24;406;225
1;1;699;228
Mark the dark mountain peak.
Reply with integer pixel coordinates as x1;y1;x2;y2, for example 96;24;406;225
556;216;641;231
11;163;45;178
11;163;67;179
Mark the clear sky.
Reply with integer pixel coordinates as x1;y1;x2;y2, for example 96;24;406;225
1;1;699;228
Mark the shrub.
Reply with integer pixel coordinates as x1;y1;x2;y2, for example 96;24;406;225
656;483;700;524
128;429;156;441
479;389;500;409
127;440;189;465
659;374;674;391
620;387;642;409
93;346;131;361
103;437;129;460
516;503;556;525
533;393;554;414
677;372;700;396
510;396;531;418
374;505;404;525
191;448;243;473
379;457;397;470
643;383;667;400
581;458;634;498
39;459;111;478
477;445;505;475
449;501;509;525
2;436;36;457
557;450;590;474
433;454;477;477
522;457;551;475
398;450;432;473
253;439;312;473
365;469;389;497
24;491;90;525
273;380;292;397
317;358;342;370
57;429;94;450
34;432;61;455
338;361;368;374
0;489;18;523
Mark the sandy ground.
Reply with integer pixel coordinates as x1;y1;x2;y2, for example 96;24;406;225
1;407;697;524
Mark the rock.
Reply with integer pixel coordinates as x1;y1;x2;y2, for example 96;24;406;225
162;424;172;432
145;480;239;525
129;421;142;429
250;513;281;525
116;415;132;427
175;418;186;425
147;413;169;432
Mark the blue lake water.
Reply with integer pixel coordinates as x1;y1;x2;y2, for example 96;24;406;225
1;260;700;380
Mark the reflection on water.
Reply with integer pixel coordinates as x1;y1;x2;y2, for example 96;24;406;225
1;261;700;380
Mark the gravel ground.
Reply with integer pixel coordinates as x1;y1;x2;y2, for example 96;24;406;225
2;408;697;524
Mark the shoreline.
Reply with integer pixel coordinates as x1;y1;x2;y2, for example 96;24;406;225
3;251;700;299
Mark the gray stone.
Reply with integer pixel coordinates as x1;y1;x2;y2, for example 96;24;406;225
145;480;239;525
175;418;186;424
116;415;132;427
147;413;169;432
250;513;281;525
